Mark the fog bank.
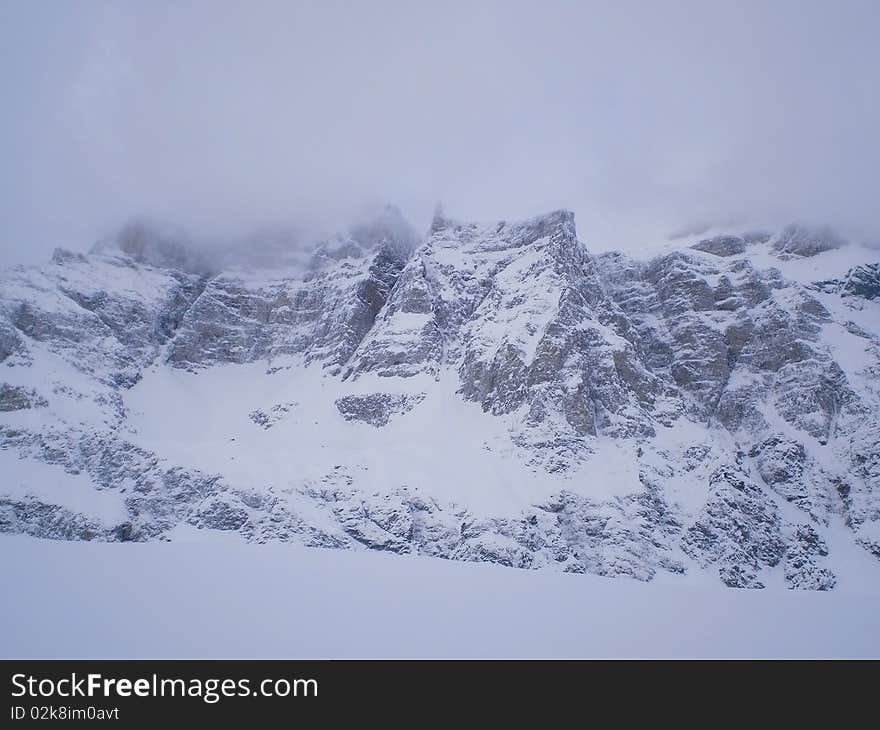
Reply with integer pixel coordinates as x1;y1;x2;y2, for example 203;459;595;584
2;1;879;265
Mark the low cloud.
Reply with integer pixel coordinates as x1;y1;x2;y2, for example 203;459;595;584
2;0;879;266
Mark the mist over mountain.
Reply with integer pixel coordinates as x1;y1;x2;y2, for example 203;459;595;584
3;1;880;266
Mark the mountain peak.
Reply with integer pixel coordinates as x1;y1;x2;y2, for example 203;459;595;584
515;208;577;246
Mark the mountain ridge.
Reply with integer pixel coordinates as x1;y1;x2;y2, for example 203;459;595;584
1;208;879;590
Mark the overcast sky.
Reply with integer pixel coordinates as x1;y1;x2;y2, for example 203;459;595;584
2;0;879;265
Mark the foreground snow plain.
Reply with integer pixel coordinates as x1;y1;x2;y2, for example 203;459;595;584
2;534;878;659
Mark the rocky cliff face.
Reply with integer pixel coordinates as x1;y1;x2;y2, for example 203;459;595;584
1;209;879;590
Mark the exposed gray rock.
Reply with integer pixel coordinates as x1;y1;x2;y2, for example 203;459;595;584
858;529;880;561
681;466;784;588
0;320;23;363
168;208;418;372
335;393;425;427
842;263;880;301
351;209;664;468
750;436;830;522
0;384;47;411
0;498;107;541
0;250;207;389
772;224;846;258
51;248;88;265
814;262;880;303
190;498;250;531
249;402;296;429
692;235;747;257
784;524;837;590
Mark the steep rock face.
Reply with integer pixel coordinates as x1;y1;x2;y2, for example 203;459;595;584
814;262;880;303
680;465;784;588
1;210;879;591
772;224;846;258
842;263;880;301
599;250;859;443
348;210;590;380
168;207;418;372
784;523;837;590
348;210;666;469
691;235;749;257
0;247;207;406
600;232;880;579
599;237;880;545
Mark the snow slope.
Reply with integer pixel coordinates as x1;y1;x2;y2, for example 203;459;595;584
124;361;644;516
1;534;878;659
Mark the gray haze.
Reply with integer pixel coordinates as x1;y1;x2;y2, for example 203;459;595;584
2;0;879;266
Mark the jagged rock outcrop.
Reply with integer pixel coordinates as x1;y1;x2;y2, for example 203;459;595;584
335;393;425;427
348;210;665;469
0;384;47;411
681;465;784;588
772;224;846;258
814;262;880;304
168;206;418;372
784;523;837;590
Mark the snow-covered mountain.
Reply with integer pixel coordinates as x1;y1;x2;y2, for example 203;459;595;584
2;206;879;590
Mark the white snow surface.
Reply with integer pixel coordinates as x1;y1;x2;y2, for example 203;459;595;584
0;450;127;524
1;534;878;659
123;361;643;515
